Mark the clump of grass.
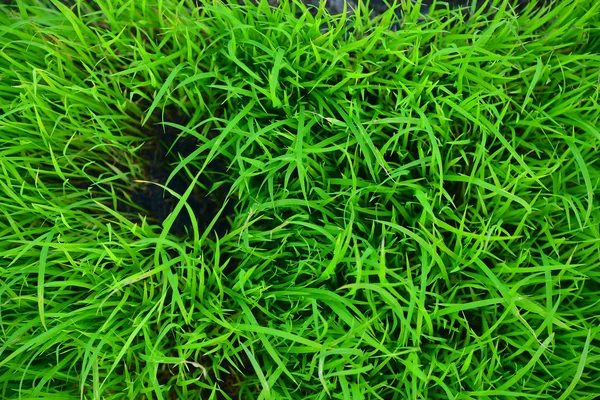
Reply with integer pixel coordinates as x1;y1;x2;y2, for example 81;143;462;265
1;0;599;398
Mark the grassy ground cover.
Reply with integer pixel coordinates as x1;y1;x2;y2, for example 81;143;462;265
1;0;599;398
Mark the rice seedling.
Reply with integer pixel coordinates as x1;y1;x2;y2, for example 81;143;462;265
1;0;599;398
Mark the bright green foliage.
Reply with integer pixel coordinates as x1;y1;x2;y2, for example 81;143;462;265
1;0;600;399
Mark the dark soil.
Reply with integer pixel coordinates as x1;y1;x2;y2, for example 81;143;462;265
118;108;234;238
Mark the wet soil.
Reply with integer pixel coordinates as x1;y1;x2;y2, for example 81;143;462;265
118;108;234;238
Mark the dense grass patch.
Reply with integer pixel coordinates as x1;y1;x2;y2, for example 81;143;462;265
1;0;599;398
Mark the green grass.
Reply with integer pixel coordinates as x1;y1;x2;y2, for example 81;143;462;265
1;0;600;398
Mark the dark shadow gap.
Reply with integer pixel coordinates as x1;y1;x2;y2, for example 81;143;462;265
117;107;235;239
